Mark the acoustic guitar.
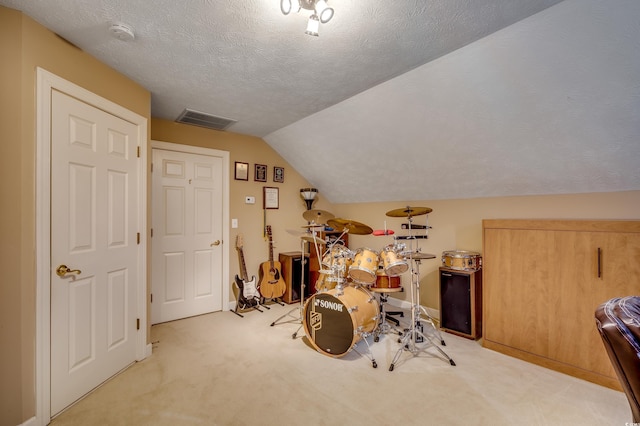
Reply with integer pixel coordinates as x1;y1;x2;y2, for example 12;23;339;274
234;234;260;303
258;225;286;299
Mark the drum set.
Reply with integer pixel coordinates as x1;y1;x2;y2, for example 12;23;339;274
272;206;455;371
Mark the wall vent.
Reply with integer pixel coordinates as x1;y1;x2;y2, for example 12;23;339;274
176;109;236;131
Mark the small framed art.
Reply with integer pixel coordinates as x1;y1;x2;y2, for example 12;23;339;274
255;164;267;182
234;162;249;181
263;186;279;209
273;166;284;183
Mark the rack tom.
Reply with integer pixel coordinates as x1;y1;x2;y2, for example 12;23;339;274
349;248;379;284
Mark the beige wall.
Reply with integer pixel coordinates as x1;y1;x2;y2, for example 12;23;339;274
335;191;640;308
0;7;150;425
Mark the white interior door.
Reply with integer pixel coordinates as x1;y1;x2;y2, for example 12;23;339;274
50;90;140;415
151;148;224;324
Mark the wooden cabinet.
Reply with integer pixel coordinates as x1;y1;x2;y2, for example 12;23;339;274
308;231;348;294
482;219;640;390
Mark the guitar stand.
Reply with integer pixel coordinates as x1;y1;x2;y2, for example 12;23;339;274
262;297;284;307
232;298;263;318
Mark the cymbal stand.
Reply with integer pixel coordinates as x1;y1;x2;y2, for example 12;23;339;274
269;235;318;338
388;215;455;371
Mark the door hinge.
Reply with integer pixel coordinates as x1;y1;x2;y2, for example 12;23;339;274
137;146;141;158
151;162;153;172
151;293;153;303
137;232;140;244
136;318;140;330
150;228;153;238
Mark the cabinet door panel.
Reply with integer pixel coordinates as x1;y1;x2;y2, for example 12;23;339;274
484;229;552;356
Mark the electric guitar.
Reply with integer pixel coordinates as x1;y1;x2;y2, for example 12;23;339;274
258;226;286;299
235;234;260;303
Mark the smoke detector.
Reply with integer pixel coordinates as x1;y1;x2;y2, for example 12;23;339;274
109;23;135;41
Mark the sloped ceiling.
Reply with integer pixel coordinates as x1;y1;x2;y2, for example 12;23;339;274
2;0;639;202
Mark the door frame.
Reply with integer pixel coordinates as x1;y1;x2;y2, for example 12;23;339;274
35;68;149;424
151;140;231;321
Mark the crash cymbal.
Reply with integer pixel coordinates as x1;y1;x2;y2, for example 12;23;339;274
327;218;373;235
385;206;433;218
302;209;335;224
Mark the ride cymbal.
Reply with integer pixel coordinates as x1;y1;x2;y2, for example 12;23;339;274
302;209;334;224
385;206;433;217
327;218;373;235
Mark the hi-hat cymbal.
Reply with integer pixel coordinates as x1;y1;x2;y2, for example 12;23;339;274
385;206;433;217
327;218;373;235
301;234;327;245
288;228;327;244
302;209;335;224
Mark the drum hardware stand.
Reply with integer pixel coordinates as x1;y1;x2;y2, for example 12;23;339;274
270;230;327;337
351;329;379;368
373;292;403;342
388;214;455;371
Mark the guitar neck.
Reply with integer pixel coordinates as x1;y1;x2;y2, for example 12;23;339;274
238;249;249;281
267;226;275;264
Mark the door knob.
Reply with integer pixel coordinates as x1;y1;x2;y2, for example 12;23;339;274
210;240;221;246
56;264;82;277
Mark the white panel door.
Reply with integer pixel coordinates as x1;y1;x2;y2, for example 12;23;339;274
151;149;223;324
50;90;140;415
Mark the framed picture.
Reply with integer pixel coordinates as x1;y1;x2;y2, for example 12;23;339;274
234;162;249;181
254;164;267;182
273;166;284;183
263;186;279;209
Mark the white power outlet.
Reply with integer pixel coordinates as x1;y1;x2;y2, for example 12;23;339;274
231;219;238;228
245;196;255;204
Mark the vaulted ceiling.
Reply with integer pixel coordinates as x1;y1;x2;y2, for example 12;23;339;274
3;0;639;202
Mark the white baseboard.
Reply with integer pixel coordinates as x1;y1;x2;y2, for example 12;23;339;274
20;416;37;426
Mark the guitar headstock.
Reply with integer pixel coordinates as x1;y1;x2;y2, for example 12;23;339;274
265;225;272;238
236;233;244;249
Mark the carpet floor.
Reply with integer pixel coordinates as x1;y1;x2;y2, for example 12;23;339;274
51;299;629;425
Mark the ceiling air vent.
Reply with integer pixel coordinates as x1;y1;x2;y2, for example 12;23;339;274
176;109;236;131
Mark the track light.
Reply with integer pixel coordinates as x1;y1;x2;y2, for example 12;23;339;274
305;14;319;37
280;0;334;36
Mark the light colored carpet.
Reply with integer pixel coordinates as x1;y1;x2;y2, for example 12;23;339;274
51;300;630;426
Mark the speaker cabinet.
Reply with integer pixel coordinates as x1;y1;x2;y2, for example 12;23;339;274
439;267;482;340
279;252;310;304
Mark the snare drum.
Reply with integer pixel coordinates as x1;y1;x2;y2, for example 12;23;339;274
381;244;408;276
370;269;402;293
303;286;379;357
349;248;379;285
441;250;482;271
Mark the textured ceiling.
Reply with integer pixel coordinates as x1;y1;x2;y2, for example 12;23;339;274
3;0;640;203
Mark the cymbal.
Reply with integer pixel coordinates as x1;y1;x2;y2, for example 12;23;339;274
401;251;436;260
385;206;433;218
327;218;373;235
302;209;335;224
288;228;327;244
301;234;326;245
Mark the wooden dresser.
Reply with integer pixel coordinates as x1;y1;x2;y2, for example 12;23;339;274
482;219;640;390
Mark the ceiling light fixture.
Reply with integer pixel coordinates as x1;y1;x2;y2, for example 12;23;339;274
280;0;334;37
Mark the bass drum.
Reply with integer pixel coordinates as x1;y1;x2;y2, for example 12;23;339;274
303;286;379;358
441;250;482;271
